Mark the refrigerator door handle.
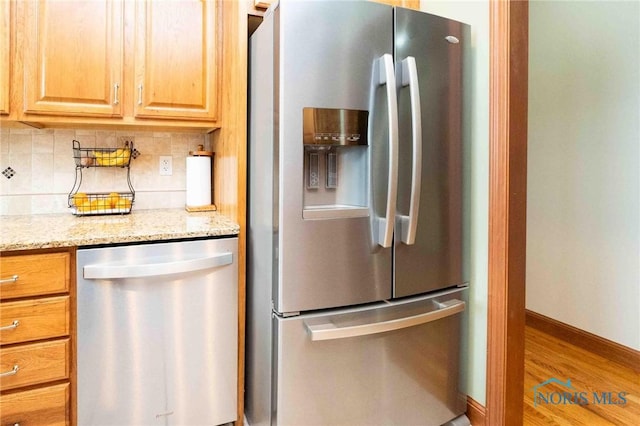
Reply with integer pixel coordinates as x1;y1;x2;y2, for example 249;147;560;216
375;54;399;248
399;57;422;245
83;252;233;279
305;299;465;341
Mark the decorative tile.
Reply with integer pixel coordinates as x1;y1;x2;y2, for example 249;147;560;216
54;130;76;154
53;171;76;194
9;133;32;154
0;194;32;215
33;132;55;153
2;166;15;179
96;131;117;148
153;136;171;154
31;153;54;193
9;128;32;135
132;136;154;154
0;131;9;154
8;155;32;194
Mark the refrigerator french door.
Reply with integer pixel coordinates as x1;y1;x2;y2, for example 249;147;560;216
247;1;470;425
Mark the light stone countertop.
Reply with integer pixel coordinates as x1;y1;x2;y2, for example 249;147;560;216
0;209;240;251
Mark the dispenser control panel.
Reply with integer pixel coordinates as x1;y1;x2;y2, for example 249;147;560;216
302;108;368;146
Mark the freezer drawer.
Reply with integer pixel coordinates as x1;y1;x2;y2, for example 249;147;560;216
274;289;467;426
77;238;238;426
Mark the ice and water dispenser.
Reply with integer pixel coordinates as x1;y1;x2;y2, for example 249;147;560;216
302;108;369;220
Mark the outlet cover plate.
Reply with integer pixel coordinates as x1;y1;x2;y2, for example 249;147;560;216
159;156;172;176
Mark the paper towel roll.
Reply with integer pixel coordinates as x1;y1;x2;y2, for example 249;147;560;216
186;156;211;207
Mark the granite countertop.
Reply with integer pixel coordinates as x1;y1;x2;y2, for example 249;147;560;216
0;209;240;251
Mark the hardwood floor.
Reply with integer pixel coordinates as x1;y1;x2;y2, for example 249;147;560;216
523;326;640;425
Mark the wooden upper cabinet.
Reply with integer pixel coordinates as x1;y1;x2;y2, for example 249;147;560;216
134;0;218;121
0;0;10;115
22;0;124;117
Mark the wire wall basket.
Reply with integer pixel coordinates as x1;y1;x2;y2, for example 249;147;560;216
68;140;136;216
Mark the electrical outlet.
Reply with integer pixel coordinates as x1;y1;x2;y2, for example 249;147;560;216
159;156;172;176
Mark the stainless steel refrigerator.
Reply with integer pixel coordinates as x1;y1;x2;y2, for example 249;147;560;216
247;1;470;425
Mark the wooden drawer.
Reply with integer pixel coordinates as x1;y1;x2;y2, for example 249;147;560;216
0;296;69;345
0;252;70;300
0;382;69;426
0;339;69;391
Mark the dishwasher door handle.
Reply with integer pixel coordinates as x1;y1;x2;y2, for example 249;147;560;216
83;252;233;280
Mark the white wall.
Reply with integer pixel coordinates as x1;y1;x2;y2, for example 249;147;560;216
527;1;640;350
420;1;489;405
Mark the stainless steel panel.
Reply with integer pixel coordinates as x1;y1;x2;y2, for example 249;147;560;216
275;288;467;425
394;9;470;297
247;10;276;425
277;0;394;313
302;108;368;146
77;238;238;426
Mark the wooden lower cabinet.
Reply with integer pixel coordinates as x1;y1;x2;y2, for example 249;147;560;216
0;339;70;392
0;249;74;426
0;383;70;426
0;297;70;345
0;253;70;299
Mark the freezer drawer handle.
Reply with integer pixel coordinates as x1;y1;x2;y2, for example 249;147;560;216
306;299;465;341
83;252;233;280
374;54;399;248
398;57;422;245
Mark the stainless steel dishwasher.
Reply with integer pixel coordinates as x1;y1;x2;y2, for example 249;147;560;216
76;237;238;426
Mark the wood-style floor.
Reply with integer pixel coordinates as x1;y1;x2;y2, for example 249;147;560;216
523;325;640;425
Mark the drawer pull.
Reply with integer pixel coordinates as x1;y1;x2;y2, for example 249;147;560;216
0;365;19;377
0;320;19;331
0;274;19;284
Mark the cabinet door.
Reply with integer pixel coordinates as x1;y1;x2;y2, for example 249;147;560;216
22;0;124;117
134;0;218;121
0;0;9;115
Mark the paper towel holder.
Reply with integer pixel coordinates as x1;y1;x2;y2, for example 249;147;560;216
189;145;214;157
185;145;217;212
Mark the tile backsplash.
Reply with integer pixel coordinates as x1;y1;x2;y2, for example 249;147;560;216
0;127;211;215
